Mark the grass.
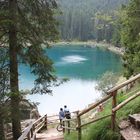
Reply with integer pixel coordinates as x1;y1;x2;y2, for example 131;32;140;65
64;83;140;140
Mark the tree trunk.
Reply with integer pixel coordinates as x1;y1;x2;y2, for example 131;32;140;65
0;106;5;140
9;0;21;139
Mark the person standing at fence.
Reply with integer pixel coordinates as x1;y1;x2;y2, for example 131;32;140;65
64;105;71;134
64;105;71;119
59;108;65;126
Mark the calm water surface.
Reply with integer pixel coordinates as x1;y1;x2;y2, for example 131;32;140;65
19;45;122;115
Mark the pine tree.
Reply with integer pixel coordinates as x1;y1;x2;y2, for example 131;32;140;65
0;0;58;139
120;0;140;78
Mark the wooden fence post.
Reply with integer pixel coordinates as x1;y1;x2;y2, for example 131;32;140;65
111;91;117;131
63;120;65;133
77;111;81;140
67;120;70;134
45;114;48;130
27;132;30;140
31;127;33;138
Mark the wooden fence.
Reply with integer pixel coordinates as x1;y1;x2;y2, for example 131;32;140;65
18;114;48;140
62;73;140;140
18;73;140;140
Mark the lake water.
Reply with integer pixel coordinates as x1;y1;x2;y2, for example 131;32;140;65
19;45;122;115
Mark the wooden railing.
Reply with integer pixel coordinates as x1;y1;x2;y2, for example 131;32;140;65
18;115;48;140
112;91;140;112
62;73;140;140
18;73;140;140
18;112;78;140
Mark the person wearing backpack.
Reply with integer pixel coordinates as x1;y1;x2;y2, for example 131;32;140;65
64;105;71;119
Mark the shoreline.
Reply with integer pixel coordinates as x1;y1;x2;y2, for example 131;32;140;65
50;41;124;55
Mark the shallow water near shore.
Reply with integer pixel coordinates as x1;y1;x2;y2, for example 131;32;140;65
19;44;122;115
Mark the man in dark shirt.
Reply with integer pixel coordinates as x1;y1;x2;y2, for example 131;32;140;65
64;105;71;119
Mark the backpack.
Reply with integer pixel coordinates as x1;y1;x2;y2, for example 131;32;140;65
65;111;71;119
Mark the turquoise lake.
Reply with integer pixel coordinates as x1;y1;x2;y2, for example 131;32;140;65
19;45;122;115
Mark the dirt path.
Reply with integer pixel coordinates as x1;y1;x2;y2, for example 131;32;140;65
36;128;64;140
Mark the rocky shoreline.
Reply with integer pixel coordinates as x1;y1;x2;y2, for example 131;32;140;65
50;41;124;55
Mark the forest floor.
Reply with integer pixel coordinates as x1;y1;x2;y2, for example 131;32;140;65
50;40;124;55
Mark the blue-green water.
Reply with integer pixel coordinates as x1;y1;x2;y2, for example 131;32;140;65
47;45;122;79
20;45;122;115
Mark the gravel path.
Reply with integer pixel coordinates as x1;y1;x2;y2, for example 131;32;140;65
36;128;64;140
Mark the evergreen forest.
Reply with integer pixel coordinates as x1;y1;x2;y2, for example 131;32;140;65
57;0;128;43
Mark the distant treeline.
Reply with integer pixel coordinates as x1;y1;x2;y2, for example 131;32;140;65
57;0;128;45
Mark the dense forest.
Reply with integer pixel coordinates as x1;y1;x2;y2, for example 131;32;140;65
57;0;128;44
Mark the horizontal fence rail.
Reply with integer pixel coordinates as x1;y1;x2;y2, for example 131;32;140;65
107;73;140;93
78;94;112;116
18;123;33;140
112;91;140;112
80;114;112;128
